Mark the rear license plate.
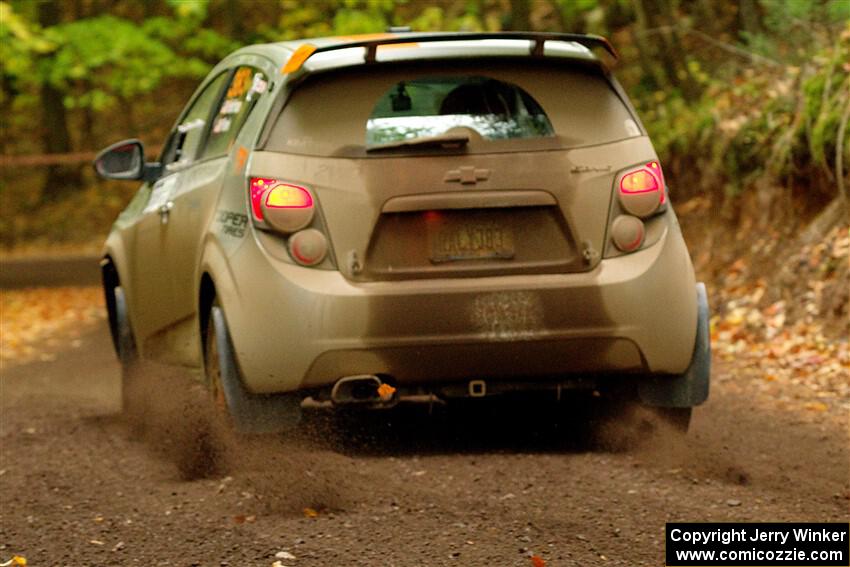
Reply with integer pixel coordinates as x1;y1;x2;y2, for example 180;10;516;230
429;221;515;263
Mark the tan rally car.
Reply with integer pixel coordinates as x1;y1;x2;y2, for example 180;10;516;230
95;32;710;433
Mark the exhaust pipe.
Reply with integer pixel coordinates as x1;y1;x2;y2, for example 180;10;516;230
331;375;397;406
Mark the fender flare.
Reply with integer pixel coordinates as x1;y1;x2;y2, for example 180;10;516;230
198;237;241;327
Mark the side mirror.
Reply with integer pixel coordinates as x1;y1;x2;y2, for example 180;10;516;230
94;139;148;181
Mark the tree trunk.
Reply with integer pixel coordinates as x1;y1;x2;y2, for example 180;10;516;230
632;0;669;91
509;0;531;31
38;0;81;204
737;0;763;38
226;0;244;42
644;0;700;101
695;0;719;37
665;0;700;100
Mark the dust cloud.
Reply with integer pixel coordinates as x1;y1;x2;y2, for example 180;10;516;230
122;360;358;515
122;362;759;518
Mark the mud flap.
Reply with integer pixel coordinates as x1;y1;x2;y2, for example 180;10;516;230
210;306;302;433
638;282;711;408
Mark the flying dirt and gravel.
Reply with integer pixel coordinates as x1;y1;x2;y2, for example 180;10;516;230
0;302;847;565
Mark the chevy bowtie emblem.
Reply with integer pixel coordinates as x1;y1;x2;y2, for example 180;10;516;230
444;166;490;185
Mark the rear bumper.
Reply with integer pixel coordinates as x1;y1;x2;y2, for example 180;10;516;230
225;224;697;394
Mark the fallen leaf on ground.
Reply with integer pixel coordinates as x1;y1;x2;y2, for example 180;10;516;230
0;287;105;367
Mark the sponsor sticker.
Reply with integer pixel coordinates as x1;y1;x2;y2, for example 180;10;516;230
216;210;248;238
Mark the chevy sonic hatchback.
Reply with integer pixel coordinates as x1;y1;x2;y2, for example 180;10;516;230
95;32;710;433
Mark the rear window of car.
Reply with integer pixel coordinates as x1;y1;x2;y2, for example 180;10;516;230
367;77;554;145
265;60;639;156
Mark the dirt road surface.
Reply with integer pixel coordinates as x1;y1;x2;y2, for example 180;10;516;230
1;321;848;566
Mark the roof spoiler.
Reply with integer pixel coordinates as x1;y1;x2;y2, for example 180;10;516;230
282;32;618;74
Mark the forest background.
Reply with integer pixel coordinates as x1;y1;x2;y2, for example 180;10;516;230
1;0;847;247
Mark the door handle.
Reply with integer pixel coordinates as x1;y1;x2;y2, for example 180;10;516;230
159;201;174;225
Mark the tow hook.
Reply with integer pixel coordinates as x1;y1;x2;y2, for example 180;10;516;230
468;380;487;397
581;240;599;264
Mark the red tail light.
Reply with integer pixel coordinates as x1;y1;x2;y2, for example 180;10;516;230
249;177;276;221
265;183;313;209
620;169;658;193
248;177;328;266
250;177;316;234
249;177;314;221
618;161;666;217
646;160;665;204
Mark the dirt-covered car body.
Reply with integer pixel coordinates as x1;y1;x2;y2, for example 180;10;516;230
97;32;710;431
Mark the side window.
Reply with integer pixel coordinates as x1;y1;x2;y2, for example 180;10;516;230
161;72;229;169
201;66;269;160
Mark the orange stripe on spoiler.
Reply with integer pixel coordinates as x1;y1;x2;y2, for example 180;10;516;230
282;44;317;74
282;37;420;73
378;42;419;50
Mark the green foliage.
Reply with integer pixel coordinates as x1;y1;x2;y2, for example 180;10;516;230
332;8;388;34
276;1;336;40
2;0;849;248
741;1;849;62
1;3;236;113
166;0;210;19
0;2;52;105
272;0;490;40
643;29;850;202
407;6;445;32
42;17;188;108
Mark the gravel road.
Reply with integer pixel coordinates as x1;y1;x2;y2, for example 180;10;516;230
1;322;847;566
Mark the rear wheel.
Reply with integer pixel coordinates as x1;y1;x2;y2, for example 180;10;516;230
203;315;228;416
203;299;302;433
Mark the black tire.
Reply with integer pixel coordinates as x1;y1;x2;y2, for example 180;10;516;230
204;300;302;434
113;286;141;415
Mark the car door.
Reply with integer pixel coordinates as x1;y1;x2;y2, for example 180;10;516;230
161;58;275;335
129;71;231;344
